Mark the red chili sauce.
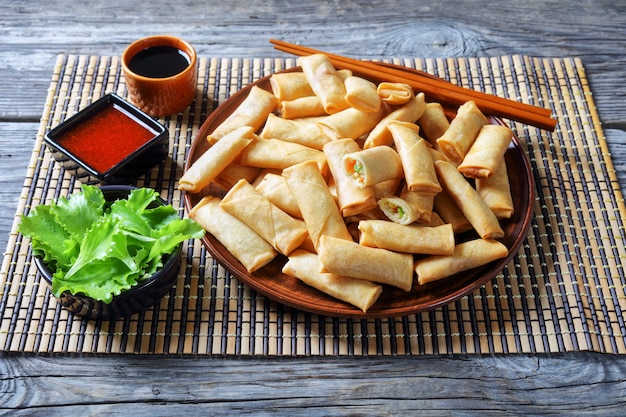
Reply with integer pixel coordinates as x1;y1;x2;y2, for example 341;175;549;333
58;104;156;173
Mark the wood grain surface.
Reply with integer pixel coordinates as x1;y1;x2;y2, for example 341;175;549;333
1;0;625;415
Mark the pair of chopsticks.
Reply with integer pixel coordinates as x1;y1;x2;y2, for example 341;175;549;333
270;39;556;132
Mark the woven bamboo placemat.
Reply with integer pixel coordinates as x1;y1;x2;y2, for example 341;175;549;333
1;54;625;355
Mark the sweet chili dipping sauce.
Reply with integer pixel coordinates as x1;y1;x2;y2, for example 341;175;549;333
58;103;157;174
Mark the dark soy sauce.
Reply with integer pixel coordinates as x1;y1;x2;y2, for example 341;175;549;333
128;46;190;78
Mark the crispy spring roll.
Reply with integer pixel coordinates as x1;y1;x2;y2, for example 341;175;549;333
213;162;261;191
417;102;450;144
316;105;387;141
433;187;472;233
282;249;383;312
414;238;509;285
317;235;415;292
278;96;327;119
323;139;378;217
377;82;414;105
363;92;426;148
254;172;302;219
436;100;488;164
259;113;329;150
298;54;349;114
220;179;308;256
189;196;276;273
240;137;327;173
178;126;254;193
388;121;441;194
457;124;512;179
476;159;514;219
358;220;455;256
434;160;504;239
207;86;277;143
343;76;382;113
378;188;434;225
270;72;315;102
283;161;353;251
342;146;403;188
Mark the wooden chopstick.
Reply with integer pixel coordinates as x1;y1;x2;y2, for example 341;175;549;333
270;39;556;131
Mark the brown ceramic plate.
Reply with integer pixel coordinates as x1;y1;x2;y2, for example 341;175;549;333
183;66;534;318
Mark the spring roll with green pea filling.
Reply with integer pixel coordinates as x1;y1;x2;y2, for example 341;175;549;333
414;238;509;285
378;188;435;225
282;249;383;313
189;196;277;273
342;145;403;189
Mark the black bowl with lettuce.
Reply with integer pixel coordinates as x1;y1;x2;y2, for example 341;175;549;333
20;185;204;320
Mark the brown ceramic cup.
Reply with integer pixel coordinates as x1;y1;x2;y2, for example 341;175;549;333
122;35;197;117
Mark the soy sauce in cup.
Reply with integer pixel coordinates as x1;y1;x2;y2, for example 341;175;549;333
128;46;191;79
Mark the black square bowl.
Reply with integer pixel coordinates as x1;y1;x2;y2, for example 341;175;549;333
44;93;169;184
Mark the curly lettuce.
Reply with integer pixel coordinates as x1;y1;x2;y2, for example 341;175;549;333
18;185;205;303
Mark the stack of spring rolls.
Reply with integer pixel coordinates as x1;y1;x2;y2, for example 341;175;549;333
181;54;514;313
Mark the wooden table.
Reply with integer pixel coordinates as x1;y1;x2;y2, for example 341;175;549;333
1;1;626;414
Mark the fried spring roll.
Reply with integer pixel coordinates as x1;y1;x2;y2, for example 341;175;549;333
358;220;455;255
433;187;472;233
414;238;509;285
220;179;308;256
476;159;514;219
434;160;504;239
270;72;315;102
457;124;512;179
282;249;383;312
189;196;276;273
254;172;303;219
207;86;277;143
178;126;254;193
378;189;434;225
388;121;441;194
283;161;353;251
376;82;414;105
418;102;450;144
278;96;327;119
342;145;403;188
298;54;349;114
316;105;387;141
240;137;327;173
259;113;329;150
436;100;488;164
317;235;415;292
363;92;426;148
343;75;382;113
323;139;378;217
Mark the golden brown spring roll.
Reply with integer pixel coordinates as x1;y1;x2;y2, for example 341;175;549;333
343;76;382;113
414;238;509;285
363;92;426;148
433;187;472;233
178;126;254;193
376;82;414;105
254;172;303;219
220;179;308;256
317;235;415;292
207;86;277;143
240;137;327;173
418;102;450;144
388;121;441;194
457;124;512;179
189;196;277;273
476;159;514;219
259;113;329;150
283;160;353;251
282;249;383;312
436;100;488;164
342;145;403;188
323;139;378;217
278;96;327;119
358;220;455;256
434;160;504;239
298;54;349;114
213;162;261;191
378;188;434;225
270;72;314;102
316;105;387;141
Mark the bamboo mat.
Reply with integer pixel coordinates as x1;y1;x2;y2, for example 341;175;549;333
1;54;625;355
